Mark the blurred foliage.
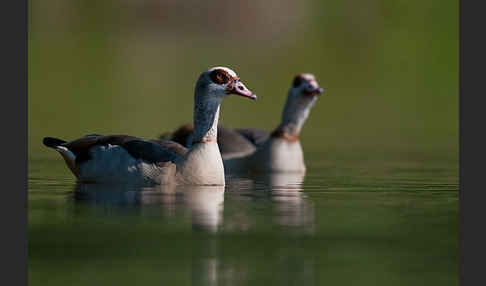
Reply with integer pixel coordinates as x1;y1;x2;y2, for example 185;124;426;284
29;0;458;161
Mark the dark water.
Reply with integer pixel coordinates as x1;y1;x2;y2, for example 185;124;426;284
28;154;458;286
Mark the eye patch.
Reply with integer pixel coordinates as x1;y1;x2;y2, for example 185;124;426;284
210;69;230;85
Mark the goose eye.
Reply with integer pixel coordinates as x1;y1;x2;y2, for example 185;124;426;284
292;76;304;88
210;70;229;85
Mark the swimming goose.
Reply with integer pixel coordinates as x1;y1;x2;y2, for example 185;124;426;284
164;73;323;173
43;67;256;185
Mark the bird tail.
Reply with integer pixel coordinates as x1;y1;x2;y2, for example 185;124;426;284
42;137;79;178
43;137;67;148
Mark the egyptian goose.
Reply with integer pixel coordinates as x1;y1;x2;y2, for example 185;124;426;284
43;67;256;185
164;73;323;173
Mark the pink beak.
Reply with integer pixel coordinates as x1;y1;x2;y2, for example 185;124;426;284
230;80;257;100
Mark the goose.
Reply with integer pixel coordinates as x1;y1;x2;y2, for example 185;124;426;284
163;73;323;173
43;67;256;186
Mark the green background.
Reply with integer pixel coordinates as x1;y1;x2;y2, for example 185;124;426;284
28;1;458;285
29;0;458;164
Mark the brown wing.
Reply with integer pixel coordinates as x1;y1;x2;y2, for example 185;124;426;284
60;135;139;164
217;126;259;155
148;139;188;157
54;134;187;165
161;124;268;155
159;124;194;147
234;128;270;149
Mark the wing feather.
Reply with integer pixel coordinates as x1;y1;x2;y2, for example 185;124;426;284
59;135;187;165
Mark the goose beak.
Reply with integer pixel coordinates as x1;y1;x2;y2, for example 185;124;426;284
230;80;257;100
304;84;324;96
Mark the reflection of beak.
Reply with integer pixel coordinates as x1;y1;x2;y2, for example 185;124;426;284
230;80;257;100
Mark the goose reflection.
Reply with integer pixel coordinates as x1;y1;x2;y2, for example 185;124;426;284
70;173;314;285
224;172;315;232
191;172;316;286
255;172;314;231
73;183;224;232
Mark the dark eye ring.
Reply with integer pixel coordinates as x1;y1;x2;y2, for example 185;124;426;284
210;70;229;85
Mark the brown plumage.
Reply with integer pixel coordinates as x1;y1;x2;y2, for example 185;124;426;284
161;72;324;174
169;124;194;146
43;66;257;185
44;134;187;165
161;125;266;155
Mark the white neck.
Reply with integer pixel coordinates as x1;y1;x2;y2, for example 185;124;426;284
176;94;225;185
275;91;316;137
193;96;221;143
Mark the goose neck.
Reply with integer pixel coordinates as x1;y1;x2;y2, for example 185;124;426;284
192;96;221;144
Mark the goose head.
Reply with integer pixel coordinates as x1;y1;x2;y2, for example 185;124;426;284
192;67;256;143
195;66;256;101
278;73;324;137
292;73;324;97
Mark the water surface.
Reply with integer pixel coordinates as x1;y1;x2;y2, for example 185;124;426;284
29;154;458;286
